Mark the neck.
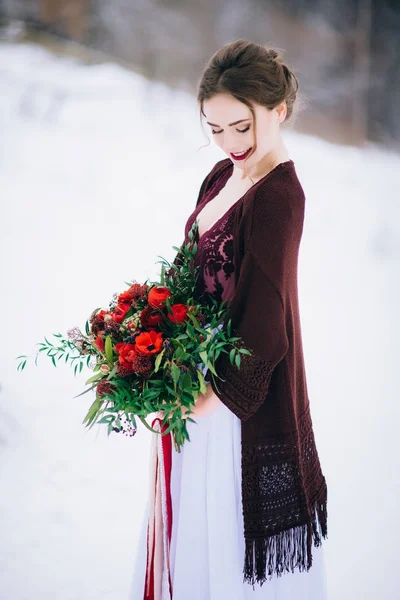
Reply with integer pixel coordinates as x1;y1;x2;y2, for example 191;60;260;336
234;141;290;183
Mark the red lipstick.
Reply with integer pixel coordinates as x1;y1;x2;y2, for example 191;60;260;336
230;147;252;161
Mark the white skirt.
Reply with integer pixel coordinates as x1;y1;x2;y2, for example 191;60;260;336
130;400;328;600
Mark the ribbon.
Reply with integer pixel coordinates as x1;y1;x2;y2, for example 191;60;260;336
143;417;173;600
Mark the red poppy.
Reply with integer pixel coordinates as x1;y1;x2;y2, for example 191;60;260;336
134;330;164;355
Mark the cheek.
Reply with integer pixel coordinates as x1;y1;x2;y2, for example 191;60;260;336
213;135;224;148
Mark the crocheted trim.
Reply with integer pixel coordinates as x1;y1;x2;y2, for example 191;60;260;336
243;491;328;588
210;342;275;421
241;406;328;586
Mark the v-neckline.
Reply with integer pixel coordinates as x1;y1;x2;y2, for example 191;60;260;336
195;158;294;243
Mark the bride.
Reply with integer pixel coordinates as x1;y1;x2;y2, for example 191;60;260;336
130;38;328;600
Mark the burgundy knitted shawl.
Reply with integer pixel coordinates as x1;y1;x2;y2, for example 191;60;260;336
170;158;328;587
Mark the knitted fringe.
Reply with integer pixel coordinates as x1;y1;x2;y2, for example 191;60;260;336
243;495;328;588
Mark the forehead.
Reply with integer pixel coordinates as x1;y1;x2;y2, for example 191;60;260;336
203;93;253;124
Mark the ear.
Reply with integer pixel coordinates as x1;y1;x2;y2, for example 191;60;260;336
276;101;287;123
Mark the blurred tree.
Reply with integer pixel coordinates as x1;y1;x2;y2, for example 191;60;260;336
39;0;89;40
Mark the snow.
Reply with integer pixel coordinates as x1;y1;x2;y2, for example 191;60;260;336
0;40;399;600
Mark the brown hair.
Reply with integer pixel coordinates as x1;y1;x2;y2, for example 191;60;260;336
197;39;301;178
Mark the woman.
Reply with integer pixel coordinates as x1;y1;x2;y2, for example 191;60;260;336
131;39;328;599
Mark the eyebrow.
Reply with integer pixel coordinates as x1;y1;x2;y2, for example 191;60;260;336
206;118;251;127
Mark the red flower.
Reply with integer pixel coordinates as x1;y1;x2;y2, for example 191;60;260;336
90;309;111;335
115;342;138;371
96;380;117;397
94;331;105;352
140;307;163;328
96;310;108;321
118;291;133;304
134;330;163;356
112;302;131;324
147;286;172;309
130;353;153;375
167;303;189;324
126;283;149;301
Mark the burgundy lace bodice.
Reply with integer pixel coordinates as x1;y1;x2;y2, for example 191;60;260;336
184;163;237;307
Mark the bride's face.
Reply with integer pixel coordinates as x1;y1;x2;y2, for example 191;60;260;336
202;93;286;170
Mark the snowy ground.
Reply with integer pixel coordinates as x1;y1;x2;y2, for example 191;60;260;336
0;41;399;600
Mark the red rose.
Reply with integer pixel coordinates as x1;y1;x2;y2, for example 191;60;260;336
94;331;105;352
147;286;172;309
112;302;131;324
140;307;163;328
115;342;138;371
134;330;164;355
167;303;189;324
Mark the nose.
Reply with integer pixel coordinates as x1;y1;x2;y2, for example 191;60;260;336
222;129;239;152
223;130;248;154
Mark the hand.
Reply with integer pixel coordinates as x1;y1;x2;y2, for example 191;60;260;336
182;384;222;418
157;384;222;421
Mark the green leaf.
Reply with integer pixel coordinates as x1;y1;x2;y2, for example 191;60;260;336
207;361;218;376
85;369;103;384
199;351;208;365
240;348;252;356
82;397;102;425
235;353;241;369
105;336;114;363
72;382;99;399
196;369;207;395
174;346;184;360
98;415;115;424
181;372;191;391
165;295;173;314
227;320;232;336
186;311;200;329
170;363;180;384
154;348;165;373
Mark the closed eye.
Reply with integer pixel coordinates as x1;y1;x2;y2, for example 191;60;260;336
211;125;251;135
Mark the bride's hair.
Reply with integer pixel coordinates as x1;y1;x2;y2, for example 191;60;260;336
196;39;303;176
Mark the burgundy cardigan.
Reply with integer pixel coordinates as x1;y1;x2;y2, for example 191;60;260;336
171;158;328;587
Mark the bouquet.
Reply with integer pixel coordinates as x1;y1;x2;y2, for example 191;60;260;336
16;221;251;452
